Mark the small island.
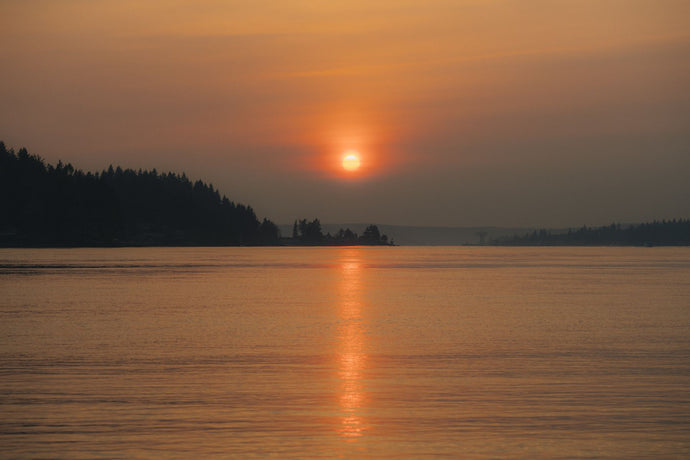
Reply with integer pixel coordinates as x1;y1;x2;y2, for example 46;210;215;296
285;219;392;246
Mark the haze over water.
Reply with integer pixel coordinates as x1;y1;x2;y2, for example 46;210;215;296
1;247;689;458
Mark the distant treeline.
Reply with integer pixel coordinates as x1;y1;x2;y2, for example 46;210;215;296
492;220;690;246
0;142;280;246
289;218;393;246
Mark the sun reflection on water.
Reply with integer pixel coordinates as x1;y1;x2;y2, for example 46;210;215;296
336;251;369;440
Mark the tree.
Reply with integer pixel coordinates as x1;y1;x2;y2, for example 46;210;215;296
296;218;324;243
360;224;381;244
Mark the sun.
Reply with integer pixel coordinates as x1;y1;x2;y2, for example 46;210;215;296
342;151;361;171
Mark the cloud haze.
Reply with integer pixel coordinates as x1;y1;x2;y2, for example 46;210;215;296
1;0;688;226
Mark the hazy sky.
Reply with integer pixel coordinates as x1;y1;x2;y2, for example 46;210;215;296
2;0;689;226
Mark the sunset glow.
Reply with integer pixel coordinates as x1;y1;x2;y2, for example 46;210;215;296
1;0;688;226
342;152;361;172
2;1;690;457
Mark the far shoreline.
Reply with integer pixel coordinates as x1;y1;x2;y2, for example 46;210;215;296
2;243;689;249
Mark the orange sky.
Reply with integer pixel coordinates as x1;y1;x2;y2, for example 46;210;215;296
1;0;689;226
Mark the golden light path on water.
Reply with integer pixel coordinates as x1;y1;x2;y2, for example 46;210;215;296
336;249;369;440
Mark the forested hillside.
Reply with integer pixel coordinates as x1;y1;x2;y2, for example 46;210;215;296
492;220;690;246
0;142;280;246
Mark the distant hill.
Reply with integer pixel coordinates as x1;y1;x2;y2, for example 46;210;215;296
0;142;280;246
493;221;690;246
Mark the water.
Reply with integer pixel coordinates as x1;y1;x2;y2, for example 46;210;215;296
1;247;689;458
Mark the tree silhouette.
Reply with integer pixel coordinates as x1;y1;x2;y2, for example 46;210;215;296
0;142;280;246
295;218;324;243
492;220;690;246
360;224;381;244
288;221;392;246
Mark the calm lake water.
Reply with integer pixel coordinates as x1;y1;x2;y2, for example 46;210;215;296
1;247;689;458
